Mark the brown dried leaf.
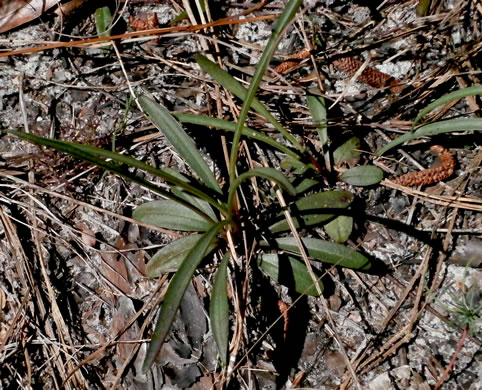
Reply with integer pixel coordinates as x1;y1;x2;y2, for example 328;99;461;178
54;0;85;17
76;222;96;248
110;296;138;362
133;248;146;277
190;375;216;390
99;237;131;295
0;0;59;33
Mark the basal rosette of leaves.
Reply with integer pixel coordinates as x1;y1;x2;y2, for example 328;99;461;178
4;0;385;374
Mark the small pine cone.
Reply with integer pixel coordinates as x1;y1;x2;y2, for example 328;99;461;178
332;57;394;89
274;60;300;74
392;145;455;186
274;48;311;74
289;48;311;60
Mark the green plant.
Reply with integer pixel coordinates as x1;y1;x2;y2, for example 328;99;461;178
446;281;481;335
5;0;376;374
95;6;113;38
432;278;481;390
377;85;482;156
111;95;134;152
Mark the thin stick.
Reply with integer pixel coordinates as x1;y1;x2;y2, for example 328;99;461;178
433;326;469;390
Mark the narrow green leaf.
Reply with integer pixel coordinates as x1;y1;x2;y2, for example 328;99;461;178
172;188;218;222
169;11;187;25
161;167;218;221
307;95;328;145
146;234;220;277
377;118;482;155
228;167;296;211
258;253;323;296
324;215;353;243
271;237;371;270
95;6;113;38
416;0;431;16
294;190;353;211
194;54;269;118
280;157;310;174
293;177;319;193
133;200;214;232
413;85;482;127
333;137;360;165
227;0;303;179
142;220;228;373
201;0;305;185
174;113;301;160
269;190;353;233
340;165;383;186
6;130;226;215
194;54;304;153
307;95;330;170
238;167;296;195
210;252;230;366
138;95;222;194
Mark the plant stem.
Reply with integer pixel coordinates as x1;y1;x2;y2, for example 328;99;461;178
433;326;469;390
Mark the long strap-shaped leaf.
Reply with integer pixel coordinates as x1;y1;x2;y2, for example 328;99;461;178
7;130;227;215
376;118;482;155
139;95;223;195
209;251;230;366
261;237;372;271
195;54;305;154
307;95;330;170
173;112;301;160
227;0;303;180
142;220;229;372
413;85;482;127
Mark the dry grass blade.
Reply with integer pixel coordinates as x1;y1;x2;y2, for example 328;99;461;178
0;203;86;388
381;180;482;211
342;248;433;389
0;173;183;237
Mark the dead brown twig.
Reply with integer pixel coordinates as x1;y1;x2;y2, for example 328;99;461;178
0;13;277;57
